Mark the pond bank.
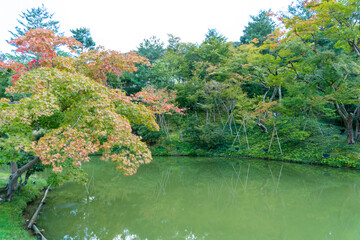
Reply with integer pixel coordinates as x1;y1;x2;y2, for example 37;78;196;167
0;169;47;240
152;153;360;171
150;130;360;169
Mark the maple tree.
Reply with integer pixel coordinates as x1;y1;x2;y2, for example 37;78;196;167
133;86;185;115
0;29;81;82
222;36;290;133
282;0;360;56
279;0;360;144
54;47;150;85
0;30;158;201
133;86;185;138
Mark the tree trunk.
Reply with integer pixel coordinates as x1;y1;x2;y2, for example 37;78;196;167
278;85;282;101
5;162;19;201
206;109;209;125
4;157;40;201
256;118;268;133
179;129;184;142
334;102;355;145
346;117;355;144
5;175;19;201
269;87;277;102
356;108;360;141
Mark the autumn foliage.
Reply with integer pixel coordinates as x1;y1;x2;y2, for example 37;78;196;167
0;29;150;85
2;65;159;176
0;29;81;82
9;29;81;60
53;47;151;84
133;86;186;115
0;29;164;199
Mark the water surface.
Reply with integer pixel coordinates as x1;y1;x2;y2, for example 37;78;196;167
38;157;360;240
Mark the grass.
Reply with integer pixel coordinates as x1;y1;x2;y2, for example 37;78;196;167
0;166;47;240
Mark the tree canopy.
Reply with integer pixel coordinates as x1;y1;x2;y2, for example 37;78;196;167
0;29;159;201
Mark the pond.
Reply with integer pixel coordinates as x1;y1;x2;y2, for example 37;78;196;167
38;157;360;240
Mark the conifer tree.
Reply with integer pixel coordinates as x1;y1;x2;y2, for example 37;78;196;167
240;10;275;45
70;27;96;52
9;4;60;39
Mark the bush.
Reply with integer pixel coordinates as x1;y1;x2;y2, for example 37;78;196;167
183;116;230;150
132;125;161;145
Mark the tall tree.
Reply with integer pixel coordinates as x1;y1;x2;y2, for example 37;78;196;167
6;5;61;63
108;36;164;93
201;29;231;66
70;27;96;52
9;4;60;39
240;10;276;45
0;29;81;83
137;36;164;64
280;0;360;144
0;30;156;201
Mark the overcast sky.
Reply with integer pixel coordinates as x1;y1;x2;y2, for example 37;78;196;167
1;0;295;53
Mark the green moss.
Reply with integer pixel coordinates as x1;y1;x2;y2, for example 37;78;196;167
0;170;47;240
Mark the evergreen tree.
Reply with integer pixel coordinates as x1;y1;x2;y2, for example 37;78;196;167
70;27;96;52
204;28;226;43
240;10;276;45
108;36;165;93
9;4;60;39
282;0;313;20
137;36;164;64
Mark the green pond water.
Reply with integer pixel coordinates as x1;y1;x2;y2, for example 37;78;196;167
38;157;360;240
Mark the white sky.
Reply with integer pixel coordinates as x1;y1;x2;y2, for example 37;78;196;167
1;0;295;54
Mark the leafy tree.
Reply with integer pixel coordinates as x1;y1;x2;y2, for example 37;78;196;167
5;5;62;64
301;0;360;56
112;36;165;93
153;30;233;112
70;27;96;52
183;115;229;150
151;40;197;90
223;35;292;133
137;36;164;64
133;86;185;115
240;10;276;45
0;29;81;83
200;29;232;66
0;30;157;201
280;0;360;144
133;86;185;138
290;40;360;144
54;46;150;84
131;125;161;145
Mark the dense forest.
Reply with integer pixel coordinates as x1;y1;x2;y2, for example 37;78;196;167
116;0;360;168
1;0;360;202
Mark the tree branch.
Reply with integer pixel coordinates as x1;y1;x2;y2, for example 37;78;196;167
15;157;40;179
